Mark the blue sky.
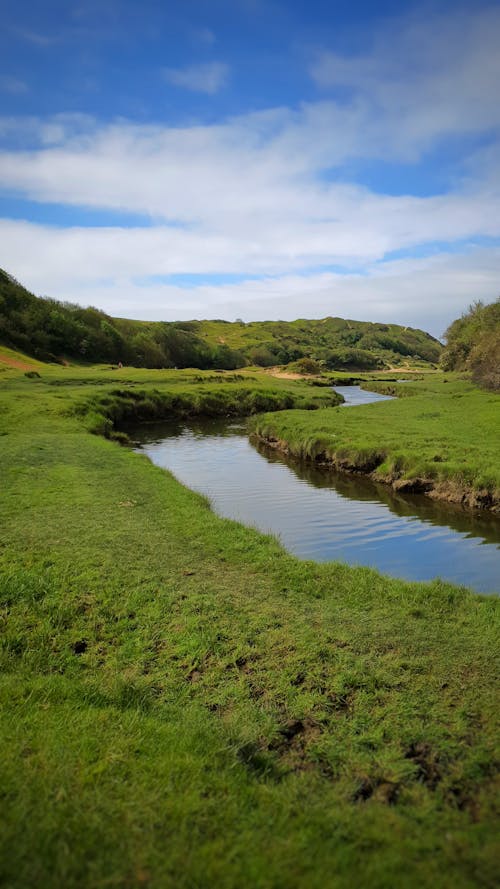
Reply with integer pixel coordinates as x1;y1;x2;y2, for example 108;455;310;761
1;0;499;335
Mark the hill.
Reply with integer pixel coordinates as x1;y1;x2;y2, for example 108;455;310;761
0;268;442;370
193;316;441;369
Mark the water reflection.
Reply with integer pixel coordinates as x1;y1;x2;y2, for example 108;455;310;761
255;439;500;547
132;413;500;595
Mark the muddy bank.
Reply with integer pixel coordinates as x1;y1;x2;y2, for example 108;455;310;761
253;432;500;513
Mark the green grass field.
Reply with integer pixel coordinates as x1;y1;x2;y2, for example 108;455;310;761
1;360;499;888
253;376;500;510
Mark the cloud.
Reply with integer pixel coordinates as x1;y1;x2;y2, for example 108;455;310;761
1;6;499;332
1;218;498;336
310;6;500;158
162;61;228;94
192;27;216;46
13;27;56;47
0;110;498;261
0;100;499;332
0;76;28;95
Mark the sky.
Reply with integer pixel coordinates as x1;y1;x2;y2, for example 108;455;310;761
1;0;499;337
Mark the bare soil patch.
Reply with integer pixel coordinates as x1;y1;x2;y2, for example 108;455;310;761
0;351;36;371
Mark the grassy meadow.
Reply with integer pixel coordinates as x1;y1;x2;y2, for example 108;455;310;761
253;376;500;510
1;356;499;888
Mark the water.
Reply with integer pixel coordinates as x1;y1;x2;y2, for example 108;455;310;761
335;385;395;407
132;387;500;594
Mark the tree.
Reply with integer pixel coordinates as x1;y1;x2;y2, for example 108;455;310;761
441;298;500;389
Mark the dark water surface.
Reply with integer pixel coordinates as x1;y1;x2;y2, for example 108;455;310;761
133;387;500;594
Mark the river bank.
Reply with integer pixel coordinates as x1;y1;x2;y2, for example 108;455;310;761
134;414;500;592
1;362;499;888
252;377;500;512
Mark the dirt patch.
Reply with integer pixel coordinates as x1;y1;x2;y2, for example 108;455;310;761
237;717;326;780
267;371;304;380
269;717;320;749
186;668;202;683
0;351;37;371
264;367;328;381
404;742;442;790
326;692;353;713
353;776;400;804
267;718;323;772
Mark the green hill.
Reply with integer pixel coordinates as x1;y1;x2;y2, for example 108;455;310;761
193;316;442;369
0;268;442;370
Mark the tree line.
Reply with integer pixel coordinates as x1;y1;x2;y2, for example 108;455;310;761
0;270;247;370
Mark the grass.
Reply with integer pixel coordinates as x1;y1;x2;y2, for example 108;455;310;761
253;375;500;509
0;360;499;888
0;344;43;369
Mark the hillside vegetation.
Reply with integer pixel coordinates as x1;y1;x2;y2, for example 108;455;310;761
193;316;442;368
0;270;244;370
441;298;500;390
0;269;441;370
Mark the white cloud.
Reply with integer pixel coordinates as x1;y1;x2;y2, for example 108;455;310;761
163;61;228;94
310;6;500;158
1;218;498;336
0;111;498;269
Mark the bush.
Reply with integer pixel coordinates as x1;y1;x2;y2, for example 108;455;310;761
441;298;500;389
470;328;500;390
249;347;277;367
290;357;322;375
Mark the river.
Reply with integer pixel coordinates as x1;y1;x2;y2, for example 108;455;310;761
132;386;500;594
